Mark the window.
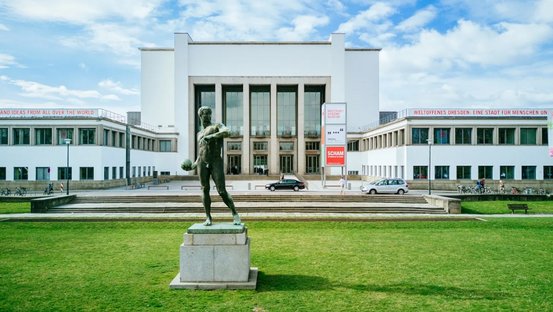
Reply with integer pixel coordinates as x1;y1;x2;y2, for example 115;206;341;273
223;85;243;137
500;166;515;179
521;166;536;180
279;142;294;151
542;128;548;145
35;128;52;145
456;166;471;179
305;141;320;151
103;129;110;146
13;128;30;145
132;166;136;177
36;167;50;181
477;128;493;144
111;131;117;147
253;141;268;151
433;128;450;144
253;155;268;174
347;140;359;151
79;128;96;144
57;128;74;145
498;128;515;144
306;155;320;174
119;167;124;179
520;128;537;145
195;85;216;133
277;85;297;137
304;85;324;137
411;128;429;144
14;167;28;180
413;166;428;179
159;140;172;152
478;166;493;179
227;142;242;151
434;166;449;179
0;128;8;144
119;133;125;147
544;166;553;180
104;167;109;180
58;167;72;180
250;86;270;136
80;167;94;180
0;167;6;180
112;167;117;180
455;128;472;144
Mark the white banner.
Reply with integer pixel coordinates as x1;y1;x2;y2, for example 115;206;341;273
323;103;346;124
325;124;346;145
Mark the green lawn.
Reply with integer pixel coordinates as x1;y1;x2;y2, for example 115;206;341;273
0;202;30;214
461;200;553;214
1;220;552;311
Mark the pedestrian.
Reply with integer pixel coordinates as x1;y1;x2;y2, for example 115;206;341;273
339;176;346;195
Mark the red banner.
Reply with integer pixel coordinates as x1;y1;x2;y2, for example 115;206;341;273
326;146;345;166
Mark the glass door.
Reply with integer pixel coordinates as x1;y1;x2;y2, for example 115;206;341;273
279;155;294;174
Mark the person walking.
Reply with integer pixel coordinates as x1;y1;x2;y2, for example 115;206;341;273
339;176;346;195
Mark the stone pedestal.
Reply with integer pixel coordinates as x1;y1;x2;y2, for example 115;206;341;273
169;223;258;290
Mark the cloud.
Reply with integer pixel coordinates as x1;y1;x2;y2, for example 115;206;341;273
396;5;437;33
336;2;395;34
0;53;22;69
0;23;9;31
276;15;330;41
98;79;139;95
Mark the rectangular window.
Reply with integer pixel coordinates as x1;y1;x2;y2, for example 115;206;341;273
0;128;8;144
223;85;243;137
522;166;536;180
542;128;548;145
253;141;268;151
119;167;124;179
434;166;449;179
57;128;74;145
0;167;5;180
57;167;72;180
159;140;172;152
305;141;320;151
253;155;268;174
520;128;537;145
132;166;136;177
195;85;216;134
279;142;294;151
455;128;472;144
478;166;493;179
500;166;515;179
13;128;30;145
277;85;297;137
477;128;493;144
544;166;553;180
80;167;94;180
119;133;125;148
14;167;28;180
498;128;515;144
112;167;117;180
227;142;242;151
104;167;109;180
413;166;428;179
411;128;429;144
347;140;359;151
79;128;96;144
35;128;52;145
433;128;450;144
111;131;117;147
250;85;271;136
103;129;109;146
304;85;324;137
36;167;50;181
456;166;471;179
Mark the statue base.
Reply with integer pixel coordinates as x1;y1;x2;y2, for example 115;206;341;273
169;223;258;290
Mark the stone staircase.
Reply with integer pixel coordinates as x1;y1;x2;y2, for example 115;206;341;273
48;193;446;214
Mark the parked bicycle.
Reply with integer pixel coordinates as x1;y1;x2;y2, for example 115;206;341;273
15;186;27;196
1;188;11;196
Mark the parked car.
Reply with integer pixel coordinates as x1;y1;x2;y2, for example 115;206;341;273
361;178;409;195
265;179;305;191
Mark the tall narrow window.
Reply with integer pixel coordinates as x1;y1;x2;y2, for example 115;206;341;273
542;128;548;145
250;86;270;136
304;85;324;137
277;85;297;137
194;85;215;133
0;128;8;144
223;85;243;136
0;167;5;180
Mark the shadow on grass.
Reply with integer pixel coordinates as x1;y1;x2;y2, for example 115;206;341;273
257;271;332;292
461;207;483;214
348;283;507;300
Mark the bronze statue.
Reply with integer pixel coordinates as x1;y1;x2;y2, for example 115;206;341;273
181;106;241;226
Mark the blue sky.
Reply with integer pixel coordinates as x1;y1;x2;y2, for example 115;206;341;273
1;0;552;116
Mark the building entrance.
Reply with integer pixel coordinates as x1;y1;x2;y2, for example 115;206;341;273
306;155;320;174
280;155;294;174
227;155;241;174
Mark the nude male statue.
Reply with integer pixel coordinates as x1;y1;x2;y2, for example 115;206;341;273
181;106;241;226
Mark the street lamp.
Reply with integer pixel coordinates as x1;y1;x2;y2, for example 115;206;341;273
64;138;71;195
427;139;432;195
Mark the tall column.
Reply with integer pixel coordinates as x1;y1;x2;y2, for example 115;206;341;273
242;83;251;174
270;83;278;175
297;83;305;175
215;83;223;123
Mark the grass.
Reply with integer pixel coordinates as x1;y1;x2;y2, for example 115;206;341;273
1;220;553;311
0;202;30;214
461;200;553;214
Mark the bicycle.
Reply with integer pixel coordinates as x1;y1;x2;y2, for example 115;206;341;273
0;188;11;196
15;187;27;196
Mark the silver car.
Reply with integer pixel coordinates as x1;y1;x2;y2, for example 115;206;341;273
361;178;409;195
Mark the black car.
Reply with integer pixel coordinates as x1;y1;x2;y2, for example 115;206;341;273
265;179;305;191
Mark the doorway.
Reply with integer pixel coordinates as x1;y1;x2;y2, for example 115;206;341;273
279;155;294;174
227;155;241;174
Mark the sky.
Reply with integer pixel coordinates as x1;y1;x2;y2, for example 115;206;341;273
1;0;552;117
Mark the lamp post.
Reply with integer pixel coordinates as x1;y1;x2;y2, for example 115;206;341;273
427;139;432;195
64;138;71;195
